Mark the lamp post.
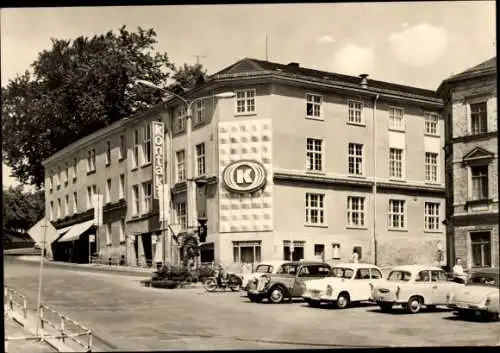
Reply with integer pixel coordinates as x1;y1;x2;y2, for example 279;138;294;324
136;79;235;248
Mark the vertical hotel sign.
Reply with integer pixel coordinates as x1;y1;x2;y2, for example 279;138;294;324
152;121;165;199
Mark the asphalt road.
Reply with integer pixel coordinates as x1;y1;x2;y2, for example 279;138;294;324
3;257;499;350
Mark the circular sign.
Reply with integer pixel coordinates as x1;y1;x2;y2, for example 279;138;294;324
222;160;267;194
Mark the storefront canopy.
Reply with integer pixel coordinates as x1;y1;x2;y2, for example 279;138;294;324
57;225;74;236
57;220;94;243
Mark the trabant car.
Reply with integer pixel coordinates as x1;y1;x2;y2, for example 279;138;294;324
371;264;465;314
447;267;499;322
302;263;384;309
246;261;331;304
237;260;289;291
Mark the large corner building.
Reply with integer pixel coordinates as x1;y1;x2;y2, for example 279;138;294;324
43;58;446;269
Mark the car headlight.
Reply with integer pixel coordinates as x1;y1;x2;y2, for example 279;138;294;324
326;285;333;297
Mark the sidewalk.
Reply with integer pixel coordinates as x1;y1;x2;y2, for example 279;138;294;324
4;316;55;353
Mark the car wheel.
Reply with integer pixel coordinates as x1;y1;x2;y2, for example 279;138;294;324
268;285;286;304
406;296;423;314
336;292;350;309
379;303;393;312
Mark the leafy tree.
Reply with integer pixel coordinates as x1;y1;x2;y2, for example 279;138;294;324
2;26;207;188
167;63;207;95
2;185;45;233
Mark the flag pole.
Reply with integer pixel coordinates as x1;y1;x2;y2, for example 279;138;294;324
35;217;48;336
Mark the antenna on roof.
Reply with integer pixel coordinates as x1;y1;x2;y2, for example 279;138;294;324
265;34;269;61
193;55;206;65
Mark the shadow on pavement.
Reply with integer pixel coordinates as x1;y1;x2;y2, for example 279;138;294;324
442;314;499;323
300;301;377;310
366;307;452;315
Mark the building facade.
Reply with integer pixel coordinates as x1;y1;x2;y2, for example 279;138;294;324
438;57;498;270
43;58;445;268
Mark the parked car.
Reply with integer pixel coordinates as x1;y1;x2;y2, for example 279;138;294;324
237;260;289;291
447;267;499;322
246;261;331;304
371;264;465;314
302;263;384;309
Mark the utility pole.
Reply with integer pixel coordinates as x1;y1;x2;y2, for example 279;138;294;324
193;55;206;65
265;34;269;61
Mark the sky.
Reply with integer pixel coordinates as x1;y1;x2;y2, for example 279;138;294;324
1;1;496;190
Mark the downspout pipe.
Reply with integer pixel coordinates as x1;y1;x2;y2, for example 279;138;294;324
372;94;380;266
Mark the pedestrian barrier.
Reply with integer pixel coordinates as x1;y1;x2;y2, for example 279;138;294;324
4;286;28;324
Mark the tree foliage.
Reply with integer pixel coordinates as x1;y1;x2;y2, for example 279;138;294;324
3;185;45;233
2;26;207;187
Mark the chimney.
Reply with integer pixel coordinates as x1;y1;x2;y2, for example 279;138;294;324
287;62;300;68
359;74;369;88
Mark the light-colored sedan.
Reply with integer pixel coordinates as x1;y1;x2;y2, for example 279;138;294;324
302;263;384;309
371;264;465;314
447;267;499;322
237;260;288;291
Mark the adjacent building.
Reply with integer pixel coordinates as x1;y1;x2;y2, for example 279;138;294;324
438;57;498;270
43;58;445;269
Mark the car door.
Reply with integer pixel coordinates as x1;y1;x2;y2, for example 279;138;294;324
414;270;433;303
431;270;453;304
368;268;383;300
351;268;371;301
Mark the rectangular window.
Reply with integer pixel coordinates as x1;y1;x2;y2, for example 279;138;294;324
471;165;488;200
306;138;323;172
49;201;54;221
347;196;365;227
72;158;77;181
105;141;111;166
389;148;404;179
332;243;341;260
87;149;96;172
424;112;439;135
63;163;69;185
176;107;187;132
176;202;187;229
425;152;439;182
119;174;125;200
57;198;62;219
306;93;322;118
142;181;152;214
389;107;404;130
348;100;363;124
424;202;440;231
283;241;305;261
143;124;151;164
119;219;125;243
47;175;52;192
388;199;406;229
119;135;125;160
54;169;60;189
470;102;487;135
65;195;69;216
305;193;325;225
348;143;364;175
73;191;78;214
195;101;205;124
106;223;112;245
470;232;491;267
87;186;92;210
176;150;186;182
235;89;256;114
196;143;206;176
132;185;140;216
232;241;262;263
105;179;112;204
133;129;140;168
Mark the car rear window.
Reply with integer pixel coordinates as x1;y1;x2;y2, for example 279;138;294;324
388;270;412;282
331;267;354;279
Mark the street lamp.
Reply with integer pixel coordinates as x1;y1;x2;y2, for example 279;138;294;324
136;79;235;252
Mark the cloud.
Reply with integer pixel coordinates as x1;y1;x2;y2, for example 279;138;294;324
317;34;335;44
388;23;448;66
331;44;375;75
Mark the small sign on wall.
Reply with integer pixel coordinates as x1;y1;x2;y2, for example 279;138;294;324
89;234;95;243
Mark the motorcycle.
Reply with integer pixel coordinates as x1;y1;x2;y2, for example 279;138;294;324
204;269;242;292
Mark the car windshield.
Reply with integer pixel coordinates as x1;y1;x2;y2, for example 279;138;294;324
330;267;354;279
468;273;499;287
255;265;274;274
387;270;412;282
278;264;299;275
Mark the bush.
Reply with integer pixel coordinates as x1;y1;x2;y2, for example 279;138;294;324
197;265;216;282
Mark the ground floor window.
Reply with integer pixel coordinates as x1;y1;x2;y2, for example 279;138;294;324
314;244;325;261
283;241;305;261
233;241;261;263
200;243;214;263
470;231;491;267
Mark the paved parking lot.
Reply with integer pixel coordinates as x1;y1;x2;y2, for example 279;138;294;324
4;258;499;350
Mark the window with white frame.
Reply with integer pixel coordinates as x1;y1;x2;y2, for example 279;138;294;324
132;185;140;216
470;165;489;200
49;201;54;221
143;124;151;165
119;135;125;160
47;175;52;192
105;141;111;166
425;152;438;182
424;112;439;135
133;129;140;168
388;199;406;229
389;148;404;179
233;241;262;263
176;150;186;182
176;106;187;131
348;143;364;176
65;195;69;216
305;193;325;225
57;198;62;219
63;163;69;185
347;196;365;227
119;174;125;200
348;100;363;124
72;158;77;181
176;202;187;229
106;223;112;245
196;143;206;176
389;107;404;130
195;101;205;124
119;219;125;243
73;191;78;214
470;102;487;135
424;202;440;231
235;89;256;114
142;181;152;214
105;179;112;204
306;138;323;172
87;149;96;172
54;169;60;189
470;232;491;267
306;93;322;118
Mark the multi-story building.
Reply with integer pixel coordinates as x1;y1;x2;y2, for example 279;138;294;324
43;58;445;268
438;57;498;269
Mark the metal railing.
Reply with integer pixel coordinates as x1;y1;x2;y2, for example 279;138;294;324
4;286;28;321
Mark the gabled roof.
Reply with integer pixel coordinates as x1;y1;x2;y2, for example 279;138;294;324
438;57;496;92
211;57;439;99
463;146;495;162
